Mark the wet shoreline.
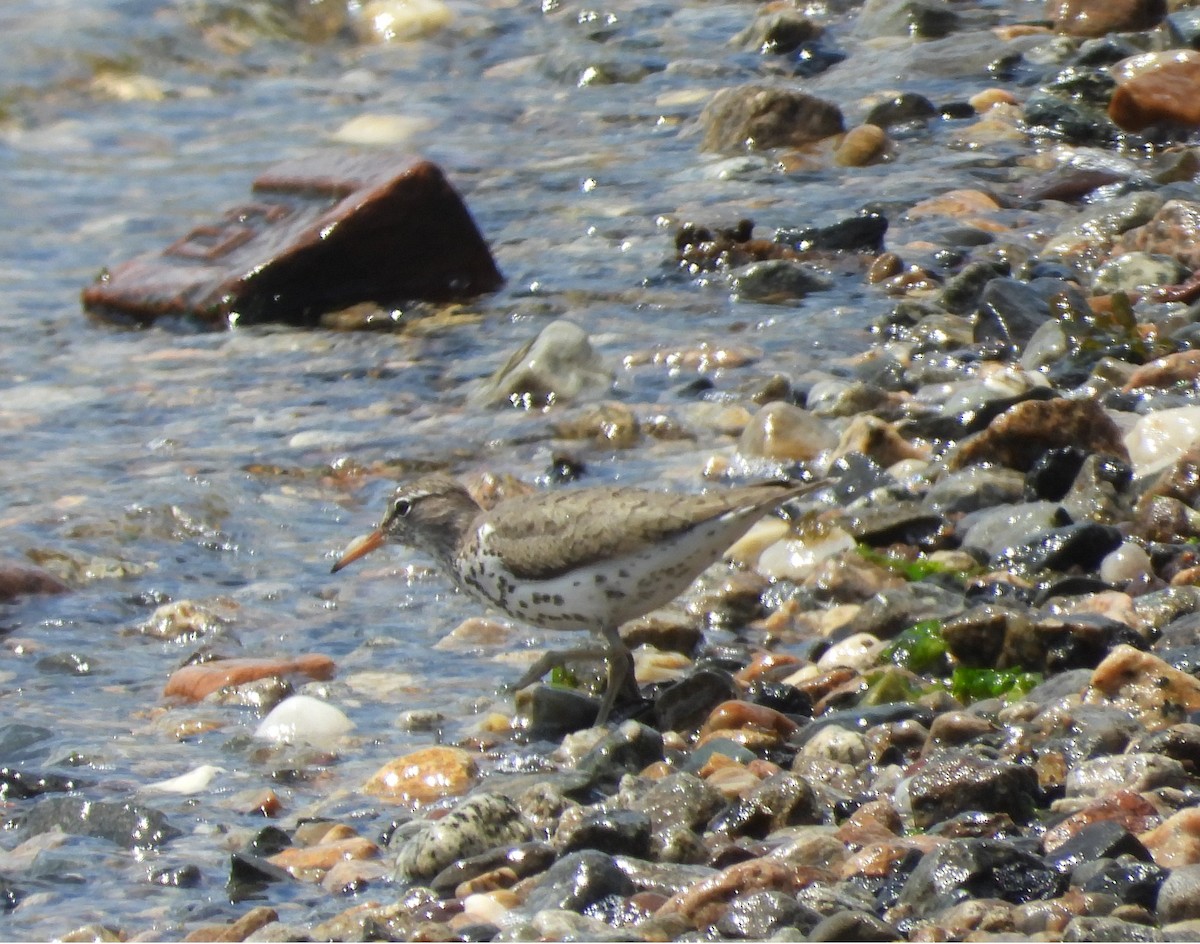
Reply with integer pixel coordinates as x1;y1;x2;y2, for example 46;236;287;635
8;0;1200;939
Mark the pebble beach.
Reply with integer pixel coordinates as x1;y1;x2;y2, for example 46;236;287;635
10;0;1200;940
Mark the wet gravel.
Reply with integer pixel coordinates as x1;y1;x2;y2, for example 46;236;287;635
12;0;1200;940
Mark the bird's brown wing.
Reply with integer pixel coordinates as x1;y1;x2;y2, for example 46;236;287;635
476;482;809;581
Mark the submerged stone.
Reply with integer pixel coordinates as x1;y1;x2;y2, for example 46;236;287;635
18;795;180;849
700;85;844;152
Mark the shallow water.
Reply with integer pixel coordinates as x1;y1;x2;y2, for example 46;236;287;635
0;0;1064;936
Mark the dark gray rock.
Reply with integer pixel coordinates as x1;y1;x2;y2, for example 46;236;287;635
523;850;634;913
714;890;820;938
648;824;708;864
709;773;820;838
1079;858;1165;909
0;724;56;766
558;809;651;858
960;501;1069;559
865;92;938;129
991;522;1124;576
1026;445;1088;502
844;502;951;549
898;839;1063;917
654;670;736;732
19;795;179;849
974;277;1059;349
729;259;832;302
611;856;716;898
793;702;935;748
1019;668;1093;705
923;466;1026;516
228;851;294;901
807;908;899;942
574;721;664;794
1131;724;1200;774
628;772;724;834
514;684;602;741
0;877;21;912
1047;820;1153;875
0;767;84;801
734;9;821;54
149;863;202;888
904;750;1039;829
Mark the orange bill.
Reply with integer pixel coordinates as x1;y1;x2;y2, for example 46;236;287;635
330;529;386;573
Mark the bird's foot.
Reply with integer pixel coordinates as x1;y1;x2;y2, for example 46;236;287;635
510;646;607;691
594;632;641;726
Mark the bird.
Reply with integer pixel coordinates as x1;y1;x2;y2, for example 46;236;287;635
331;473;822;725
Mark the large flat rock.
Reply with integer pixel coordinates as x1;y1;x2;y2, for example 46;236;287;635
82;154;504;329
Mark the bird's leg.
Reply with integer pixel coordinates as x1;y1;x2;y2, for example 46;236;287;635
511;645;607;691
595;624;639;726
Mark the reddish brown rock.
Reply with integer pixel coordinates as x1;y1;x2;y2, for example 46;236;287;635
0;563;69;602
657;858;802;927
947;397;1129;472
840;838;943;880
1041;790;1161;852
1110;57;1200;132
906;189;1001;220
698;700;801;741
183;906;279;942
1124;350;1200;391
733;651;804;684
82;154;503;329
268;836;380;879
163;654;335;701
1047;0;1164;37
835;798;903;847
363;746;478;804
700;85;844;153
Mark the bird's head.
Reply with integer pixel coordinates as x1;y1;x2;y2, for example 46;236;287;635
330;475;479;573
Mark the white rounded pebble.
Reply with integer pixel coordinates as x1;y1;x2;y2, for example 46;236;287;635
352;0;454;42
254;695;354;745
1124;405;1200;477
143;765;226;794
757;526;857;581
1100;541;1152;585
330;114;434;146
818;632;885;671
462;891;515;926
801;725;868;765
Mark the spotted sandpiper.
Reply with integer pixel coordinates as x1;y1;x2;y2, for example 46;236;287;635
331;474;820;724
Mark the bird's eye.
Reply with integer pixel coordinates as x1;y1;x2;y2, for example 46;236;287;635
394;498;412;517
